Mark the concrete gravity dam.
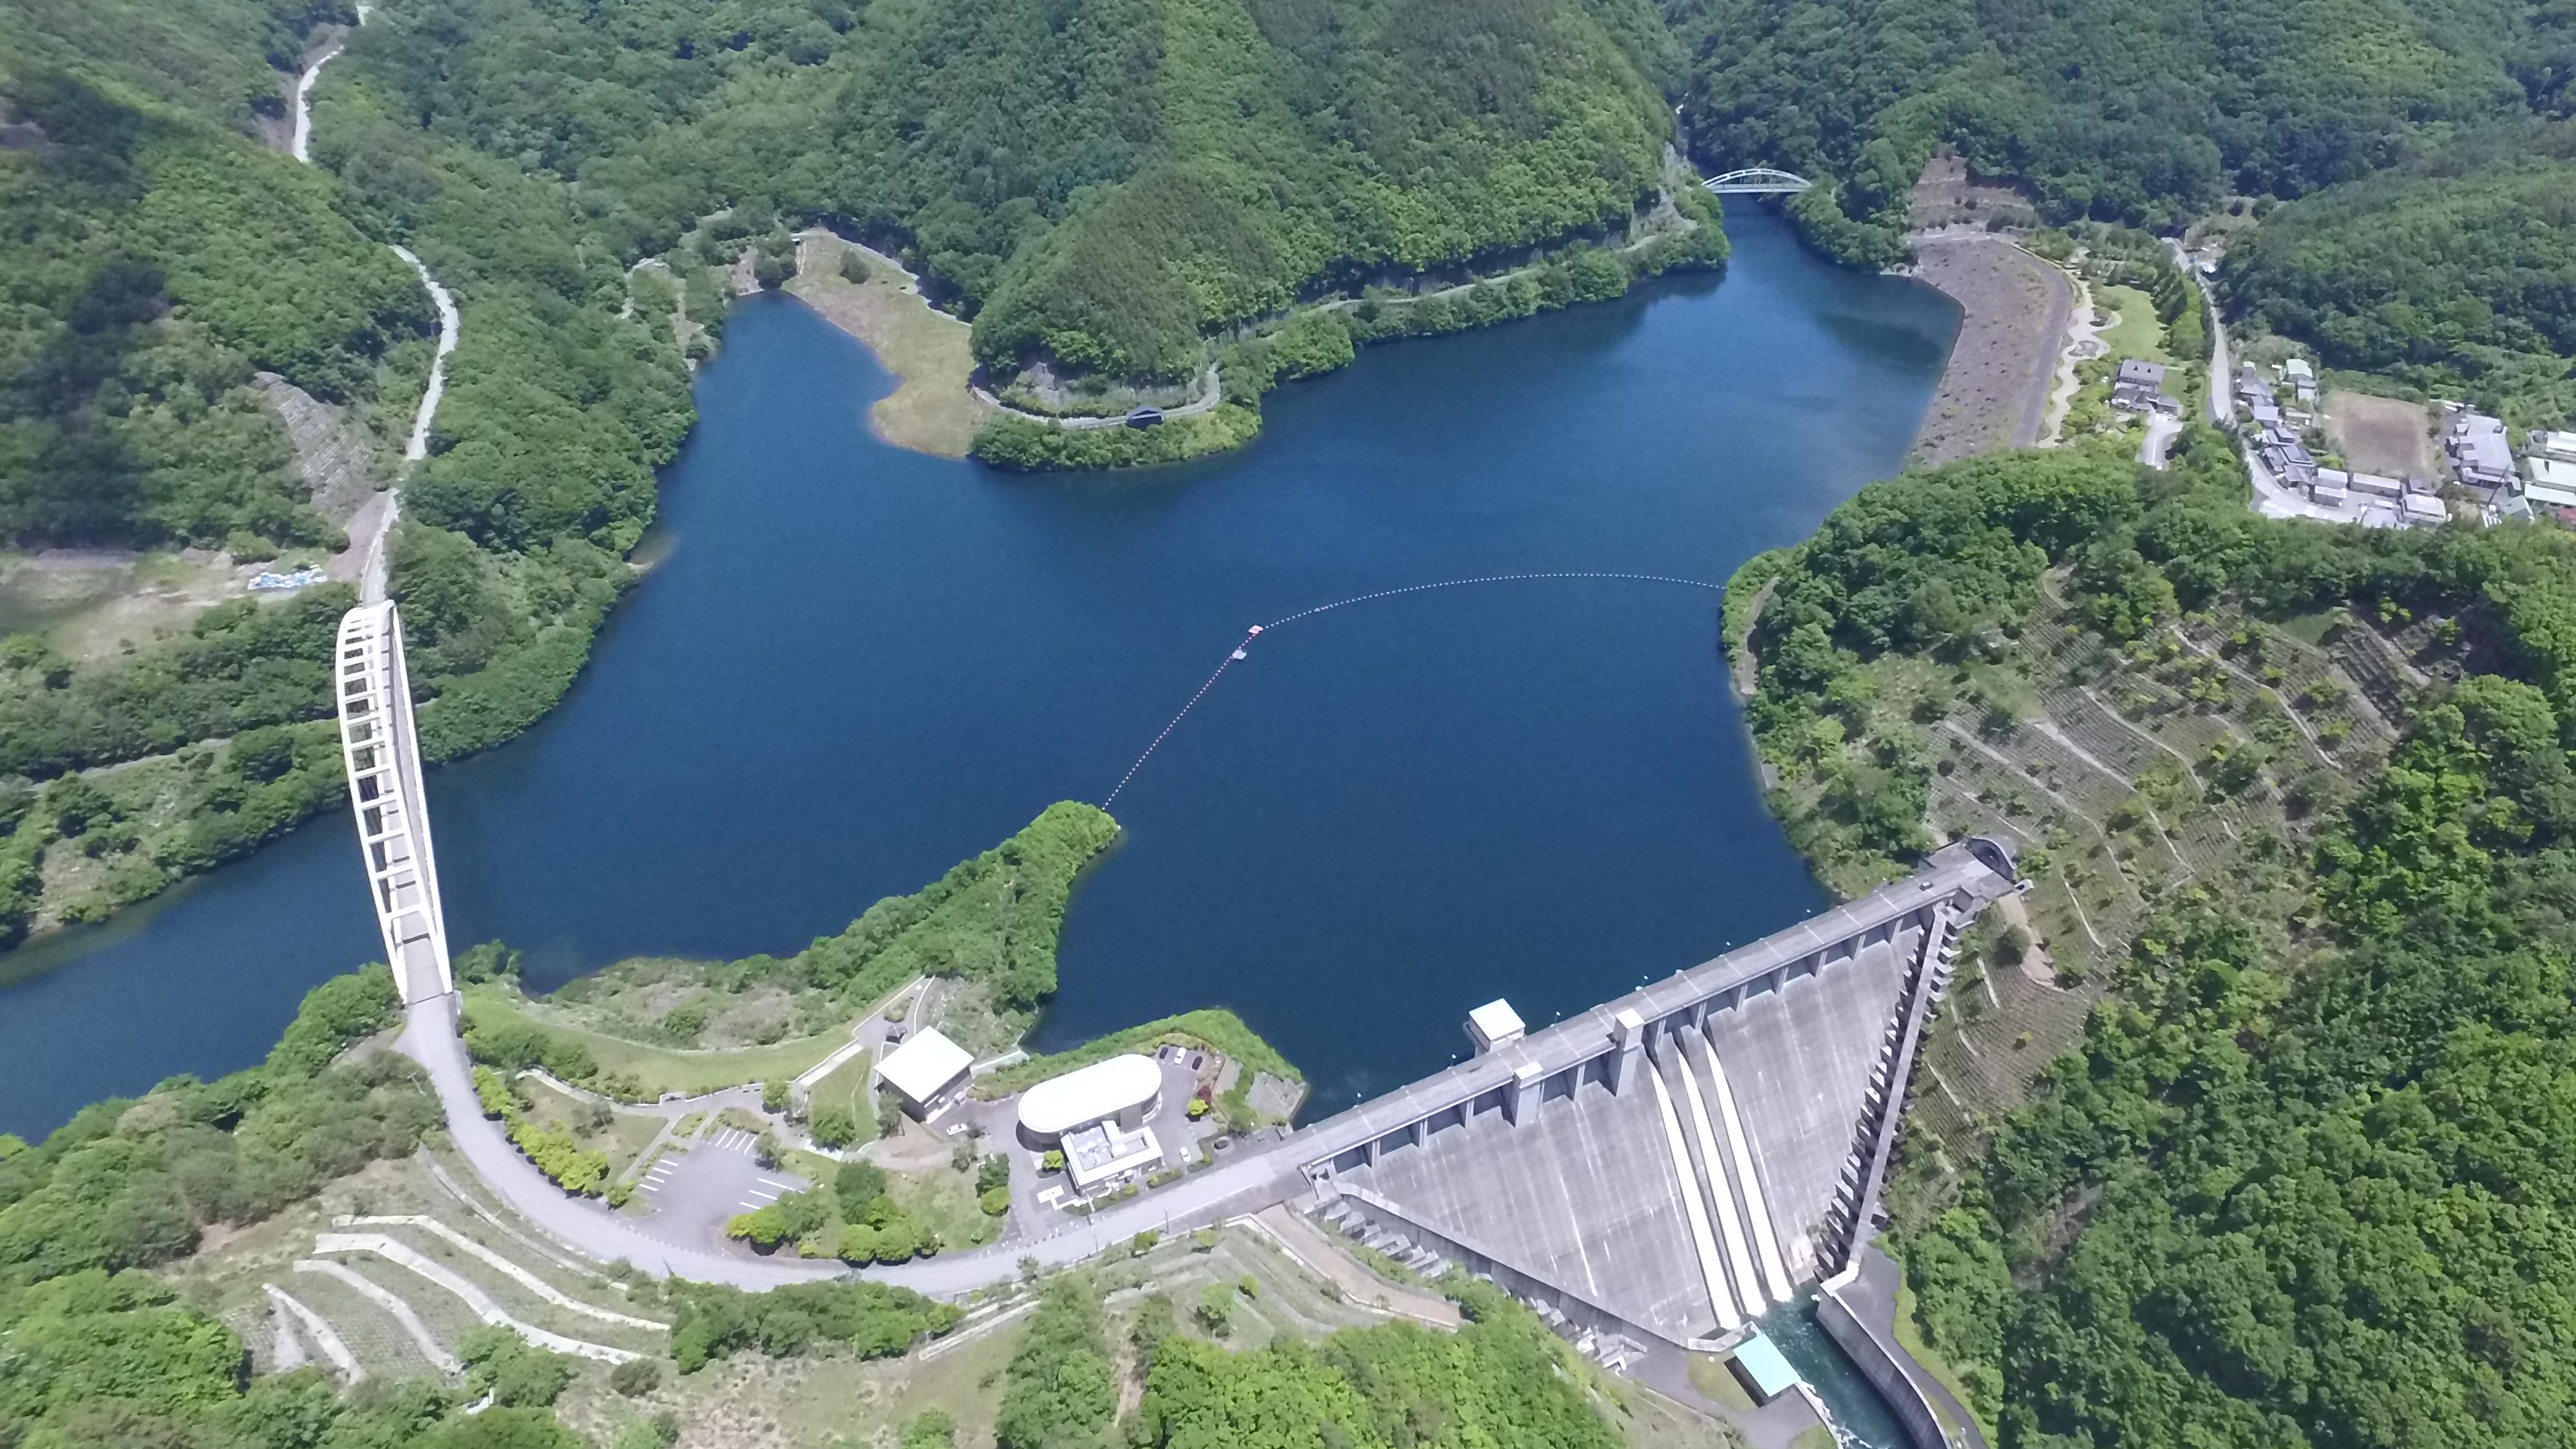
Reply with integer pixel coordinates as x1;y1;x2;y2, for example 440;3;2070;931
1282;838;2018;1356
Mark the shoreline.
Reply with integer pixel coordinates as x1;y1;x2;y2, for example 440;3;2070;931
782;233;993;459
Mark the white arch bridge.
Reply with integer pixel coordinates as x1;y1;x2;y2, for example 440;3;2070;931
1701;167;1813;195
334;600;454;1005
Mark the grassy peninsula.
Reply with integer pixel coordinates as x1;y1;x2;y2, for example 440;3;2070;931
1735;432;2576;1441
459;803;1303;1129
459;804;1128;1093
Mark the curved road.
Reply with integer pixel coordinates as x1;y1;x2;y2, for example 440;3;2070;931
289;39;343;163
972;364;1223;431
288;17;458;605
399;1001;1300;1294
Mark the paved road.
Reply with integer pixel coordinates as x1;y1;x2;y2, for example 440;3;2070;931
2172;241;2231;425
2139;412;2183;468
971;365;1222;430
397;999;1302;1294
399;849;2011;1296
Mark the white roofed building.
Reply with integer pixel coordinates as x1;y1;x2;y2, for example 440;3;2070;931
2524;457;2576;513
1467;999;1526;1054
2525;455;2576;492
1019;1054;1162;1139
1018;1053;1167;1193
877;1027;973;1120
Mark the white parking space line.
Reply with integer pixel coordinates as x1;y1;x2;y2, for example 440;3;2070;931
755;1178;795;1191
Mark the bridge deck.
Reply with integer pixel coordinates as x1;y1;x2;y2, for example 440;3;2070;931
336;602;453;1005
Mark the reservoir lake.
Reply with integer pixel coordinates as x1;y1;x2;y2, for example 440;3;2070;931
0;207;1956;1140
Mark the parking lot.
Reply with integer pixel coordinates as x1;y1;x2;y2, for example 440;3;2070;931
630;1123;810;1255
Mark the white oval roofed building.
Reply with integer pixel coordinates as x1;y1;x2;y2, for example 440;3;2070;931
1018;1054;1162;1141
1018;1054;1168;1195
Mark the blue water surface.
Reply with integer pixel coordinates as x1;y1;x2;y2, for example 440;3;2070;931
0;206;1956;1136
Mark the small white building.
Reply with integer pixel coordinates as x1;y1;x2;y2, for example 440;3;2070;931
876;1027;974;1121
2532;431;2576;466
2401;493;2448;527
2282;357;2316;404
1466;998;1526;1054
1018;1054;1166;1193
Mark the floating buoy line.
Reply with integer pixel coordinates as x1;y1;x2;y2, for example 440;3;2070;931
1101;571;1726;807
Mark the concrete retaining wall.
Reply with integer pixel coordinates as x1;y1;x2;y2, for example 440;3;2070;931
1816;1283;1952;1449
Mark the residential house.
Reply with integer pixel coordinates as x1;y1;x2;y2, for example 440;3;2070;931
2282;357;2317;406
2111;359;2175;415
2235;365;2271;410
2445;409;2514;492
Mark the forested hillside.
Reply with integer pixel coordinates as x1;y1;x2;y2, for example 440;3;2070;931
1662;0;2576;419
2;0;431;549
920;0;1681;381
1664;0;2532;260
325;0;1698;386
2227;135;2576;426
1734;437;2576;1441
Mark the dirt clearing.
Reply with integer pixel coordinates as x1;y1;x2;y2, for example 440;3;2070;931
2323;390;2432;479
0;549;303;661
